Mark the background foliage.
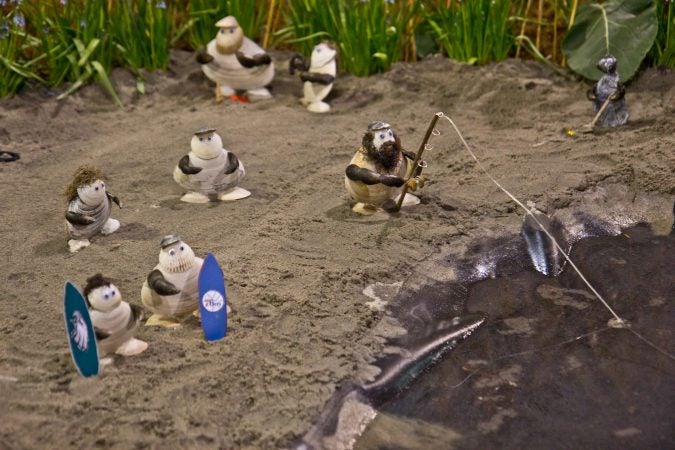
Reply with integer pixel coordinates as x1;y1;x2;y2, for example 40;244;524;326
1;0;672;103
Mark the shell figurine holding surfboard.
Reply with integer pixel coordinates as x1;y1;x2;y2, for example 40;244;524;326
141;235;204;327
84;274;147;361
64;165;121;253
173;127;250;203
345;121;426;215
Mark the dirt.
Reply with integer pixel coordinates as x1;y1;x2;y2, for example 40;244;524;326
0;50;673;449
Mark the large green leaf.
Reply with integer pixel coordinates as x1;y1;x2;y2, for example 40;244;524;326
562;0;658;81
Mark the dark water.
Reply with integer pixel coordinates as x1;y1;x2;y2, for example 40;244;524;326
356;224;674;449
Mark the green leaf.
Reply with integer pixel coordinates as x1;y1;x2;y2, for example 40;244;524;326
562;0;658;81
91;61;123;108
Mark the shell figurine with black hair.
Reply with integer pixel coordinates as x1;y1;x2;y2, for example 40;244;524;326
84;273;147;361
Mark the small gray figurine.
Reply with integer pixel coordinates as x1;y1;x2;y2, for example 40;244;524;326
587;55;629;127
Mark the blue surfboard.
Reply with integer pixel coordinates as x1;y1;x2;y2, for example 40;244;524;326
198;253;227;341
64;281;99;377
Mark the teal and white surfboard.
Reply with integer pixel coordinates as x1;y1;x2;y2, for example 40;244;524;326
64;281;99;377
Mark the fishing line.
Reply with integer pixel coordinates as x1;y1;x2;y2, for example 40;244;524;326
431;112;675;362
434;112;625;326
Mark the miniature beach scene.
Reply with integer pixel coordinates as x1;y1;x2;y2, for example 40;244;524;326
0;1;673;449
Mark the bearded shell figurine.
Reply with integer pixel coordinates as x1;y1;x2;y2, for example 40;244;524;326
345;121;425;215
64;165;121;253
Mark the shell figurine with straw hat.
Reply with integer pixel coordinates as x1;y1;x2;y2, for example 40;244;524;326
196;15;275;103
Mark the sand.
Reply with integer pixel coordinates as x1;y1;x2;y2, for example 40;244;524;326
0;50;673;449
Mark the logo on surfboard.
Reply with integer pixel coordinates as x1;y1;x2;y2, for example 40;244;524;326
202;289;224;312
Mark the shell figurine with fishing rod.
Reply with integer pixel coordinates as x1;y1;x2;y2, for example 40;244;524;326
344;115;440;215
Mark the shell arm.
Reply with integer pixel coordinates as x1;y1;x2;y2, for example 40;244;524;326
178;155;202;175
129;303;145;322
236;51;271;68
196;51;214;65
587;88;597;101
65;210;95;225
94;327;111;340
289;53;309;74
106;192;121;208
223;152;239;175
299;72;334;85
346;164;405;187
147;269;181;296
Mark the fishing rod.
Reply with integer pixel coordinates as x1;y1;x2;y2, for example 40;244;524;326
395;112;443;211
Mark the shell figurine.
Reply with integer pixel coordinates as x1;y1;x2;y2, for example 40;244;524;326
64;165;121;253
196;15;274;102
141;235;204;327
84;273;147;362
289;42;337;113
587;55;629;127
345;121;426;215
173;127;250;203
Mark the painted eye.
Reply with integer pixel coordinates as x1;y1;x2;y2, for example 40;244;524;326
229;28;235;34
101;182;105;188
388;130;393;136
207;136;211;141
220;29;225;34
379;133;385;139
110;290;115;297
179;245;185;251
169;249;175;256
104;294;109;299
94;186;99;191
317;48;322;52
199;137;203;142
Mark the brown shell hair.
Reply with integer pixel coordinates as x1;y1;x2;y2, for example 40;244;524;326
64;165;105;201
83;273;113;304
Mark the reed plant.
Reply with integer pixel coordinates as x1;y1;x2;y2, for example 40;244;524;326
649;0;674;67
423;0;515;65
109;0;171;71
0;7;45;97
22;0;121;104
283;0;419;76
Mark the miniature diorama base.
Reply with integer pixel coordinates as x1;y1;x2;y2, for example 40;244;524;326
306;101;330;113
115;337;148;356
218;187;251;201
351;193;420;216
101;218;120;235
68;239;91;253
144;314;185;328
181;187;251;203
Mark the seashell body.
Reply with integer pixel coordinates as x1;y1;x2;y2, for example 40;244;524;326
65;196;111;240
90;302;141;356
345;150;410;207
173;150;245;195
141;257;204;319
303;44;336;105
202;38;274;91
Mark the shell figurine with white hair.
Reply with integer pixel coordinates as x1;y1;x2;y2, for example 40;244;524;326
64;165;121;253
84;273;147;361
141;236;204;327
289;42;337;113
173;127;250;203
196;15;274;102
